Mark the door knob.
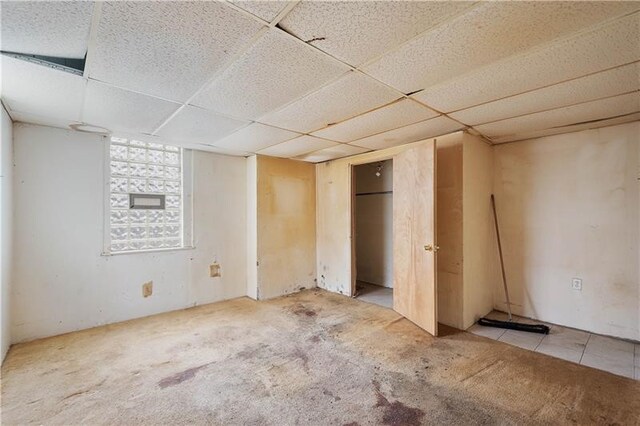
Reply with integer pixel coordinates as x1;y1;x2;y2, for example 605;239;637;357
424;244;439;252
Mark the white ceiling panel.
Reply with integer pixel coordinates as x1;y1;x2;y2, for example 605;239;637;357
475;92;640;138
278;1;475;66
295;144;370;163
229;1;290;22
413;12;640;112
312;99;438;143
193;144;251;157
350;116;464;151
1;1;93;58
83;81;181;134
1;55;85;123
192;29;349;120
90;1;264;102
364;2;640;94
451;63;640;125
157;105;249;146
259;71;401;133
490;112;640;144
8;111;74;131
213;122;300;152
257;135;338;158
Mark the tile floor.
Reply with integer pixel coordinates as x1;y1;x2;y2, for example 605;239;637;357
355;281;393;309
468;311;639;380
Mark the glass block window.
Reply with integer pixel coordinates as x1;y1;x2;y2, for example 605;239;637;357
108;137;183;253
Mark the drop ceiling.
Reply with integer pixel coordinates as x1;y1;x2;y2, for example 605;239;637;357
1;1;638;163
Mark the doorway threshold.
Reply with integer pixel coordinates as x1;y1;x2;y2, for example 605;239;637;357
355;281;393;309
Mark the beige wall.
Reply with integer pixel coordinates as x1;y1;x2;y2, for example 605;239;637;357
1;105;13;362
354;160;393;287
11;124;248;343
436;136;464;328
462;133;500;328
493;122;639;340
246;155;258;300
254;156;316;299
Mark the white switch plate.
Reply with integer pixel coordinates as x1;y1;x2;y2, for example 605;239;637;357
572;278;582;291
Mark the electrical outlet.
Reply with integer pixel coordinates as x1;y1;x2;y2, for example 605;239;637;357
142;281;153;297
210;262;221;278
571;278;582;291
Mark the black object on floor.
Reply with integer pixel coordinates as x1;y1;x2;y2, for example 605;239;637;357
478;318;550;334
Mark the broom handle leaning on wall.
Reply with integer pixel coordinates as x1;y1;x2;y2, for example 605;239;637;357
491;194;513;321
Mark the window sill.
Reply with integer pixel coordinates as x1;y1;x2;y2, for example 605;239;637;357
101;246;195;256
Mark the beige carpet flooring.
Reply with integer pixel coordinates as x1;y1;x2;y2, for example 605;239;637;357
2;288;639;425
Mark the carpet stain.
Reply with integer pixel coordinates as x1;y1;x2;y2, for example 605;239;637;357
291;347;310;371
289;303;317;317
158;364;208;389
323;389;341;402
62;379;106;400
237;343;269;360
373;380;425;426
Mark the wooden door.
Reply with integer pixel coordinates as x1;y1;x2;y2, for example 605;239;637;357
393;141;438;336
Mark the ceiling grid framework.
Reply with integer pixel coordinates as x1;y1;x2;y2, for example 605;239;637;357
1;1;639;162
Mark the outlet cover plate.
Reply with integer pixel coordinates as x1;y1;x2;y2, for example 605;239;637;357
572;278;582;291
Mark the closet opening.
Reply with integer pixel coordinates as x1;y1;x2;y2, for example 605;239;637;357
352;159;393;309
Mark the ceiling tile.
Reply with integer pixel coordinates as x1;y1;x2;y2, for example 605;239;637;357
90;1;264;102
257;135;338;158
157;105;249;145
350;116;464;150
363;2;640;94
278;1;475;66
83;81;181;134
193;144;251;157
475;92;640;138
312;99;438;143
8;111;74;131
229;1;289;22
490;112;640;144
192;28;350;120
1;55;85;123
413;12;640;112
213;123;300;152
295;144;370;163
1;1;93;58
259;71;401;133
451;63;640;125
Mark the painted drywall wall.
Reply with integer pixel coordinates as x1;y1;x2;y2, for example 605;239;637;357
246;155;258;300
1;105;13;362
354;160;393;287
436;136;464;329
462;133;500;329
493;121;639;340
316;132;463;296
11;123;248;343
254;156;316;299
